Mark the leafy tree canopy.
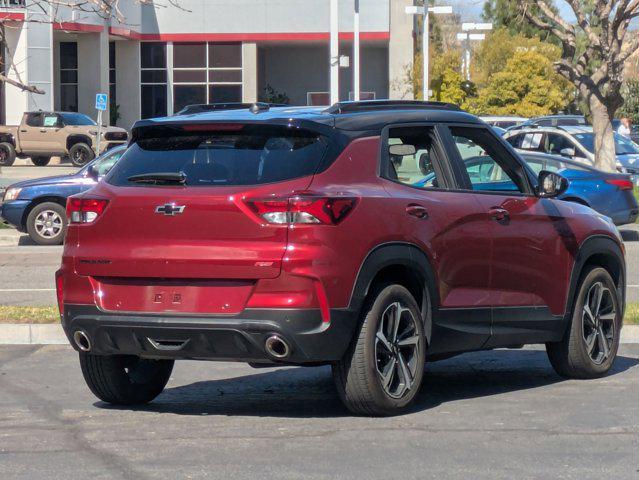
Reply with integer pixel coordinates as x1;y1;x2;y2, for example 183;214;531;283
466;49;571;116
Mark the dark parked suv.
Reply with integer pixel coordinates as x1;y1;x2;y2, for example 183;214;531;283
58;101;626;416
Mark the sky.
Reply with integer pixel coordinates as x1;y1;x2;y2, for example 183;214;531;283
447;0;575;22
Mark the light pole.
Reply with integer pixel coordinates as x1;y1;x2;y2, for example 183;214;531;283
353;0;360;101
330;0;340;105
406;3;453;101
457;22;492;81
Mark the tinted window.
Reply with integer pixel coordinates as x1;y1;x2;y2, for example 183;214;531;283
108;126;328;187
59;112;96;126
545;133;574;156
385;126;442;189
141;85;167;119
574;132;639;155
173;43;206;68
25;113;43;127
209;43;242;68
450;127;526;193
141;43;166;69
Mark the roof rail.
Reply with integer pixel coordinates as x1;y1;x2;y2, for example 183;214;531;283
324;100;461;114
176;102;287;115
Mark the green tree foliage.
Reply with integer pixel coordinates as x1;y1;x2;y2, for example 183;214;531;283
619;80;639;123
409;49;466;102
473;28;562;85
482;0;555;39
466;50;569;116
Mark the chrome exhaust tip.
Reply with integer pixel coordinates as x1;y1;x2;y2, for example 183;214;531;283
264;335;290;359
73;330;91;352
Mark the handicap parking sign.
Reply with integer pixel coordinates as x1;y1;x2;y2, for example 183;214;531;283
95;93;108;111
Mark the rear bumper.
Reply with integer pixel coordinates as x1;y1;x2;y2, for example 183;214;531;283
62;304;358;364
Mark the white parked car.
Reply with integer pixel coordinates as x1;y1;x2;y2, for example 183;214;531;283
480;115;528;129
504;125;639;184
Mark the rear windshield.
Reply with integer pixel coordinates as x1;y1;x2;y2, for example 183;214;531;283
107;125;328;187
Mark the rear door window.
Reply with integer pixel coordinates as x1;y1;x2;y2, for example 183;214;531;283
107;125;328;187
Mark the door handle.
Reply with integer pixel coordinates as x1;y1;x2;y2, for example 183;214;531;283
20;129;27;133
488;207;509;222
39;129;47;133
406;204;428;219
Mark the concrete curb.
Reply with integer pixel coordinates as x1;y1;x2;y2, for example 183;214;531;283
0;229;22;247
0;324;68;345
1;323;639;346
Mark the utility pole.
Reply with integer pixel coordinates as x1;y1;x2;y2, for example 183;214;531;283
405;3;453;101
330;0;340;105
353;0;360;101
457;22;492;81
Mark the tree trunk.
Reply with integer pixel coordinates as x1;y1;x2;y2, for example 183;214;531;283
589;97;617;172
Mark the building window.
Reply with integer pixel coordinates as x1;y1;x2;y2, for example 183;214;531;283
140;42;167;119
60;42;78;112
172;42;242;113
109;42;116;121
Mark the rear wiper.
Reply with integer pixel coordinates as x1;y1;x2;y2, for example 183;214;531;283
127;172;187;185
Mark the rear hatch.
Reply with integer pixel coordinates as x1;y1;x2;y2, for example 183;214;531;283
72;122;330;314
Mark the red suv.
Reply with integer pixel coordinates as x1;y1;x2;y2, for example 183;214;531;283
57;101;626;415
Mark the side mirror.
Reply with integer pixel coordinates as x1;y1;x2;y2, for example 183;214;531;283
389;144;416;157
86;164;100;181
559;147;575;157
537;170;569;198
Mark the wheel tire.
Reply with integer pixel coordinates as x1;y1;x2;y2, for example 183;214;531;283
25;202;67;246
69;143;95;167
31;156;51;166
333;284;426;416
546;267;621;379
0;142;16;166
79;353;174;405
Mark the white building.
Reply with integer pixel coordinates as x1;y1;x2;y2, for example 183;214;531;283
0;0;414;129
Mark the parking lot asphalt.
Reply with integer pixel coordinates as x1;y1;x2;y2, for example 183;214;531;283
2;225;639;307
1;344;638;479
0;159;78;190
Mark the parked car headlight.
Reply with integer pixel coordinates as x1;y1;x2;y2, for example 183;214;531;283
616;164;627;173
3;187;22;202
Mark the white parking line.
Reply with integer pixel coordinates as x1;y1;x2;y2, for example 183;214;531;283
0;289;55;292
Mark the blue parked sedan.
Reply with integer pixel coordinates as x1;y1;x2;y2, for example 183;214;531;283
414;151;638;226
0;145;126;245
520;152;638;225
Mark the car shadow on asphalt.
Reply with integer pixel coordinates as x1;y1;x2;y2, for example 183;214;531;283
620;229;639;242
95;349;639;418
17;235;37;246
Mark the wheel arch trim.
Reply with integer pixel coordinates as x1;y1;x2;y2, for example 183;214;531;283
563;234;626;332
347;242;439;343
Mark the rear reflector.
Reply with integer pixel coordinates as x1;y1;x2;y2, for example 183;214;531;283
55;270;64;316
66;197;109;224
605;178;634;191
246;196;357;225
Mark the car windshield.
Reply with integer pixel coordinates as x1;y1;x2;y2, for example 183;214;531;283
60;113;97;126
574;132;639;155
107;125;328;187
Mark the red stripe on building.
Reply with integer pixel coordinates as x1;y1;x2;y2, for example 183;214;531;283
53;22;103;33
0;12;25;21
109;27;143;40
136;32;390;42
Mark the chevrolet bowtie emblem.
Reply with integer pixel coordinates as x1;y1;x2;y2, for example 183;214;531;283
155;203;186;216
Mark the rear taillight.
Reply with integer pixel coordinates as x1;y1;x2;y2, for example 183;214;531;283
55;270;64;316
246;196;357;225
66;197;109;224
605;178;634;191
